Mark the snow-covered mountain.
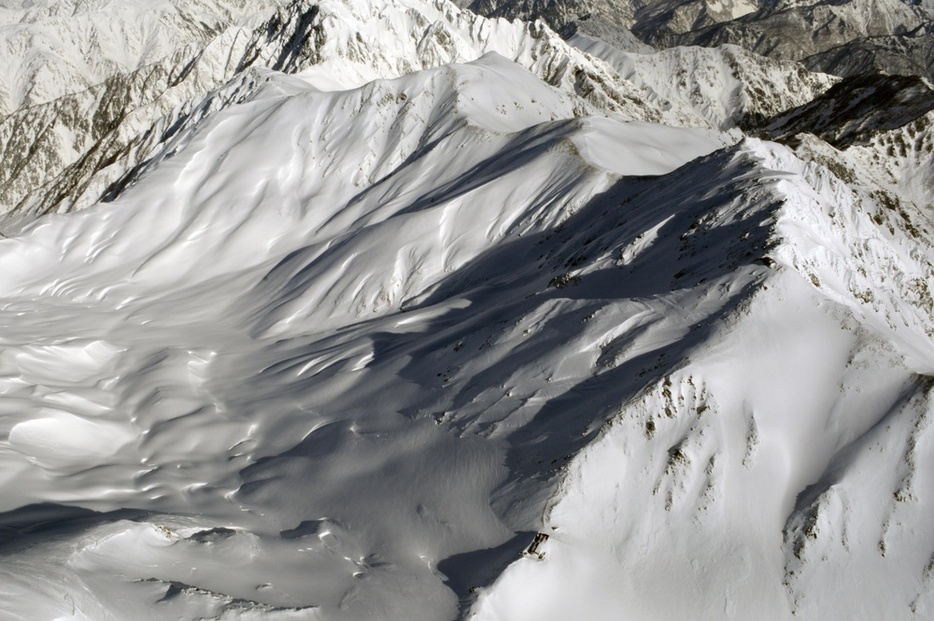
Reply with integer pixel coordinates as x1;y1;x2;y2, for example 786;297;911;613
0;0;932;620
0;0;736;231
645;0;934;81
467;0;934;83
0;0;296;115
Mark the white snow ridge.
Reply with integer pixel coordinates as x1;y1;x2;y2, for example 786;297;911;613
0;0;932;620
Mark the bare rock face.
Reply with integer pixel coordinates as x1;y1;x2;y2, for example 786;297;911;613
749;73;934;148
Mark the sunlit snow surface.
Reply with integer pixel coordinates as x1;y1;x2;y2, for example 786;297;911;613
1;10;934;621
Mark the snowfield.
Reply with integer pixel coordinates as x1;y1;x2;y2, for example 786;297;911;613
0;0;933;620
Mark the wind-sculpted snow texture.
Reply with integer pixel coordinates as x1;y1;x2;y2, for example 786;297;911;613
0;0;933;620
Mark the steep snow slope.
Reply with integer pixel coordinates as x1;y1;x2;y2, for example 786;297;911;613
830;112;934;209
749;73;934;212
473;138;934;621
0;53;733;620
